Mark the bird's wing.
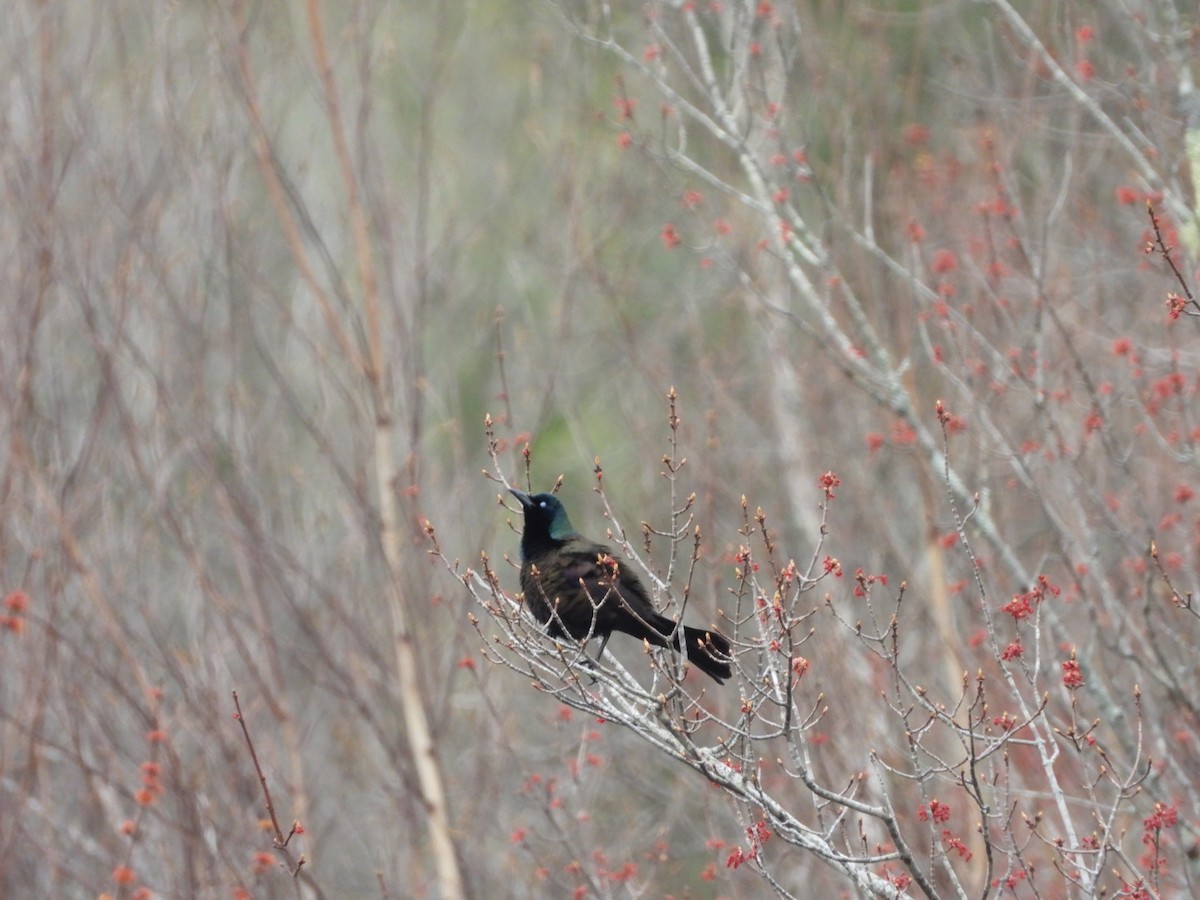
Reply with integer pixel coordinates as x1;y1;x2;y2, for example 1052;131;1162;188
558;542;659;626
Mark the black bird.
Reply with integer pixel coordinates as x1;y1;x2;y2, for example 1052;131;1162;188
510;488;732;684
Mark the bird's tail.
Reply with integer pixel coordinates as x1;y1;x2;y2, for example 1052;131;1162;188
641;612;732;683
681;625;733;683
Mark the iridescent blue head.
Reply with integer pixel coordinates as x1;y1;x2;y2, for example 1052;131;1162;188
510;489;579;559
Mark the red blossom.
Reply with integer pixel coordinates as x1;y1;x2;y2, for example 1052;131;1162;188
1002;575;1059;621
725;822;771;870
917;799;951;823
748;820;771;846
1111;337;1133;356
1037;574;1061;598
941;829;973;861
252;851;275;874
1061;654;1085;690
818;471;841;499
1001;640;1023;660
682;189;703;209
1151;372;1185;398
613;96;637;121
616;132;632;149
1115;186;1139;205
1075;59;1095;81
606;861;638;882
931;248;957;273
853;568;887;597
1175;484;1194;504
1139;801;1176;874
1143;801;1178;834
1167;292;1187;321
992;712;1015;731
822;556;842;577
887;871;913;890
113;866;137;886
992;869;1029;890
891;420;917;444
661;223;681;250
1001;594;1033;620
1120;879;1153;900
905;221;926;243
596;553;620;577
4;590;28;613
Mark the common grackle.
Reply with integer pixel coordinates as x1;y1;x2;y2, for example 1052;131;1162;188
510;488;732;684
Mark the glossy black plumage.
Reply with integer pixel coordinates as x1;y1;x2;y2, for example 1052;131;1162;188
510;488;732;684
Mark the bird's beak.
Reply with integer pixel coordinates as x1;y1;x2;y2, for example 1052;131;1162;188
509;488;533;508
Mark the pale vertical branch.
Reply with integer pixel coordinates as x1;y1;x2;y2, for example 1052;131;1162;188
303;3;465;897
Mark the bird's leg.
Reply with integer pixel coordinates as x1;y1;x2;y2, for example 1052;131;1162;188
592;631;611;666
569;633;609;686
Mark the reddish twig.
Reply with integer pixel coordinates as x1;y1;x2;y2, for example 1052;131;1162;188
232;690;306;877
1146;203;1198;319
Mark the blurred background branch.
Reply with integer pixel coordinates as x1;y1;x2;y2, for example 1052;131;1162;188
2;1;1198;897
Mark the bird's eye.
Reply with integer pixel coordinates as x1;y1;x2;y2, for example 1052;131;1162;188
538;501;547;508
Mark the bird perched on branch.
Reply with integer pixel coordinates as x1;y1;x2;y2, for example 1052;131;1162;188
510;488;732;684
